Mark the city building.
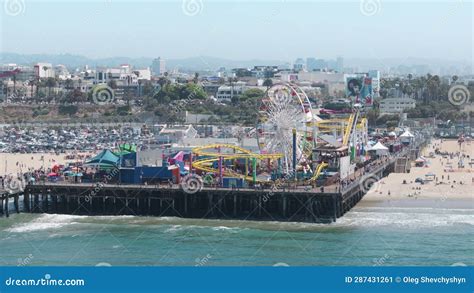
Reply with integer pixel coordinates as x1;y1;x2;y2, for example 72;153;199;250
379;97;416;114
336;56;344;72
306;58;318;72
151;57;166;76
277;71;346;96
251;66;279;78
201;82;220;98
34;63;54;79
368;70;381;95
216;84;246;102
0;64;34;81
54;64;70;79
133;68;152;81
293;58;306;71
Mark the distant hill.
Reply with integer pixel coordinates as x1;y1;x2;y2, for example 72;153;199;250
0;53;286;72
0;53;471;75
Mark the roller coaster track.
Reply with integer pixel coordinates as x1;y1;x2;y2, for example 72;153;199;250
307;162;329;182
191;144;283;182
342;110;361;146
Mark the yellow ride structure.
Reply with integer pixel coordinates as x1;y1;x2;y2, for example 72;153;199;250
307;162;329;182
190;109;367;186
191;144;283;183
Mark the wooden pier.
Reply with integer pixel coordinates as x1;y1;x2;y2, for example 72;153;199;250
0;138;428;223
0;159;393;223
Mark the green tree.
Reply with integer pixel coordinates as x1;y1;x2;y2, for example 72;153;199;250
263;78;273;90
45;77;57;98
107;79;118;89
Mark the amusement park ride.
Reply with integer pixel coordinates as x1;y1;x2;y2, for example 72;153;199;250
190;82;369;188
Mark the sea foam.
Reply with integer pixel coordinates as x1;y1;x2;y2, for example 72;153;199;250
5;214;83;233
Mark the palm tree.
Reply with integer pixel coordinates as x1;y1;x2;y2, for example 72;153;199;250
263;78;273;90
42;66;48;78
28;80;35;100
45;77;56;99
193;72;199;84
452;75;459;84
138;79;143;97
107;79;117;89
12;73;17;94
65;78;74;91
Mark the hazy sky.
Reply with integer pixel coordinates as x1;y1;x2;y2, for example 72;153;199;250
0;0;472;61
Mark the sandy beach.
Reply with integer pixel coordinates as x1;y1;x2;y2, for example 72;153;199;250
0;152;92;176
359;139;474;209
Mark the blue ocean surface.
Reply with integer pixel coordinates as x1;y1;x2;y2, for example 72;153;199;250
0;205;472;266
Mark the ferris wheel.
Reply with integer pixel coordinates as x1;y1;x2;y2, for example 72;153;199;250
256;83;315;174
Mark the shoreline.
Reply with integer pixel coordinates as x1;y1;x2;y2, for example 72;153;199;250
358;138;473;209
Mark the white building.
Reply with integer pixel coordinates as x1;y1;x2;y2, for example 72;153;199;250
34;63;54;79
368;70;381;95
95;64;149;86
216;84;246;101
151;57;166;76
157;125;198;144
54;64;70;80
379;97;416;114
133;68;152;81
277;71;346;96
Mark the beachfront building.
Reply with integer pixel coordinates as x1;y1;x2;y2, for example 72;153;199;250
379;97;416;114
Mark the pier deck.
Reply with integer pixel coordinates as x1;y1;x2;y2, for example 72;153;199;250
0;138;428;223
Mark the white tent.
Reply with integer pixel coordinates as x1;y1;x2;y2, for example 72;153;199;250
370;142;389;155
400;130;414;138
388;131;397;137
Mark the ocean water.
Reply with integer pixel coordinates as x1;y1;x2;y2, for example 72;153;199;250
0;205;473;266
